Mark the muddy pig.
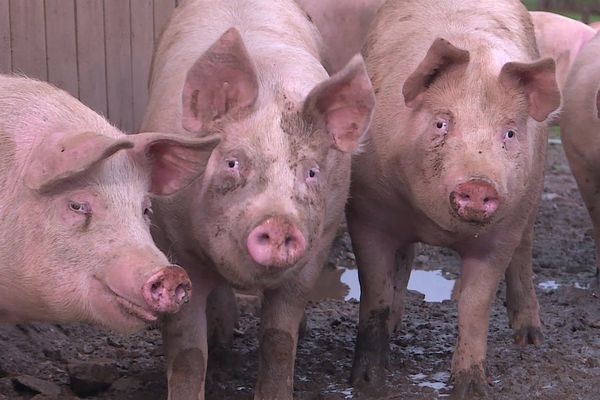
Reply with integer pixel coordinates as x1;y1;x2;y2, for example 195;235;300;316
530;11;596;122
296;0;386;73
590;21;600;30
141;0;375;399
561;32;600;281
348;0;560;398
0;75;219;332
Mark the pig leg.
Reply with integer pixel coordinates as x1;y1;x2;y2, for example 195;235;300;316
162;267;219;400
504;223;543;346
254;285;307;400
348;216;412;391
206;284;238;347
450;254;506;400
567;161;600;280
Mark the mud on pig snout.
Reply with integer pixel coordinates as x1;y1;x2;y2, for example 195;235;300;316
142;265;192;314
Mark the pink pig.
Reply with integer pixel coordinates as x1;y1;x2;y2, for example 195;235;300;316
0;75;219;332
530;11;596;121
296;0;386;73
141;0;375;399
348;1;560;399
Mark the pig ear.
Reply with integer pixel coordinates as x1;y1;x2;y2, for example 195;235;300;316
302;54;375;153
129;132;220;196
403;38;470;108
182;27;259;134
24;131;133;192
499;58;561;122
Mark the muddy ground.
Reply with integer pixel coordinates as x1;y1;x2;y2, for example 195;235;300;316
1;142;600;400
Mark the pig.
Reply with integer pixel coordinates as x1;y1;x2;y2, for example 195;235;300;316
295;0;386;73
589;21;600;30
0;75;219;332
347;0;560;398
530;11;596;120
560;32;600;280
141;0;375;399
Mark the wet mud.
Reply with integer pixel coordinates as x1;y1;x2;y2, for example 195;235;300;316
1;143;599;399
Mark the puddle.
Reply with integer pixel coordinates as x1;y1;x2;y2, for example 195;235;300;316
539;280;560;291
538;280;590;291
307;268;458;302
409;371;450;392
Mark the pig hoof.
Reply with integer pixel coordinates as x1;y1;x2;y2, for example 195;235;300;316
513;326;543;346
450;368;489;400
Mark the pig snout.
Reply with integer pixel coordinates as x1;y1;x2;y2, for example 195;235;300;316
449;179;500;223
142;266;192;314
247;217;307;268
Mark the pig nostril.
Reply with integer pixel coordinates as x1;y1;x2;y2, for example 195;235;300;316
285;236;293;246
259;233;270;242
483;197;490;203
175;284;188;304
150;281;162;302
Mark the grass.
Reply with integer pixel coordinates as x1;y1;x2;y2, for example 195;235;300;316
522;0;600;22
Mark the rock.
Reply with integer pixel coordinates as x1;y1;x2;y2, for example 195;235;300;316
12;375;61;396
67;359;119;396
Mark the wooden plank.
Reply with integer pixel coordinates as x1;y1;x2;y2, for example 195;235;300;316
131;0;154;131
105;0;134;132
0;0;10;74
76;0;108;117
153;0;176;42
45;0;78;97
9;0;46;80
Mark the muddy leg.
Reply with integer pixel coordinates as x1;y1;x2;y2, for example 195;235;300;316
206;284;238;347
254;286;307;400
162;268;219;400
347;215;408;391
391;245;415;333
450;256;505;400
505;224;543;346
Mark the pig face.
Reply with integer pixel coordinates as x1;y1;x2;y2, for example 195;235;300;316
400;38;559;233
175;28;374;289
14;131;218;331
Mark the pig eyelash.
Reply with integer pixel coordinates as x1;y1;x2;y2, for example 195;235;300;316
68;201;92;216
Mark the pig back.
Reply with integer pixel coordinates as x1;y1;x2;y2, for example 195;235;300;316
561;32;600;146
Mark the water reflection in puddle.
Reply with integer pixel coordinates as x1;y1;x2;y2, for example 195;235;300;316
341;268;455;302
311;267;456;303
538;280;590;291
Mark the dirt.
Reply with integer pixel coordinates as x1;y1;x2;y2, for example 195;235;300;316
1;142;600;400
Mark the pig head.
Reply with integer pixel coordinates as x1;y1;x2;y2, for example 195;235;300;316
398;38;560;236
0;99;218;332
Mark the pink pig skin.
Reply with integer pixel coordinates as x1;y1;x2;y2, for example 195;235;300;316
141;0;375;399
348;1;560;399
0;75;218;332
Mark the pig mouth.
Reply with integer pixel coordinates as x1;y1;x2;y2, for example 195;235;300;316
94;277;158;323
113;295;158;323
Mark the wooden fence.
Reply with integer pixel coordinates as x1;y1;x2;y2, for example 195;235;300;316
0;0;182;133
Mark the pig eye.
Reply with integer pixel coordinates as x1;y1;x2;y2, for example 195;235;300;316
306;166;320;184
143;206;153;219
504;130;516;140
68;201;92;215
435;120;449;134
227;159;240;169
